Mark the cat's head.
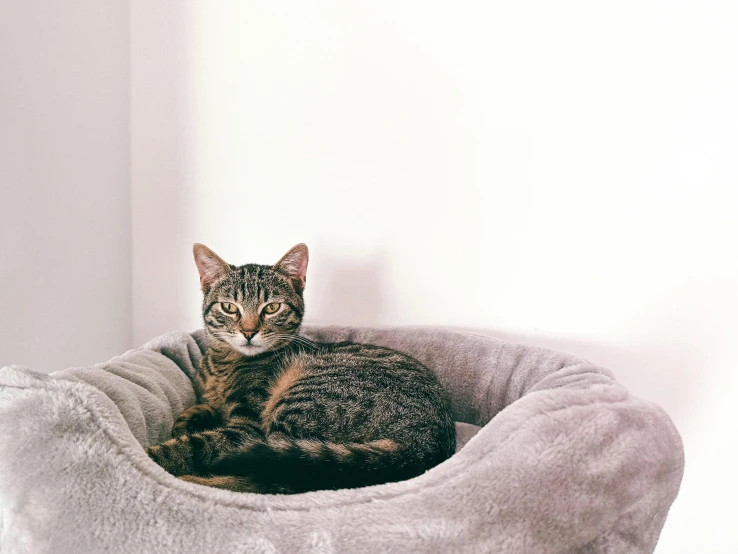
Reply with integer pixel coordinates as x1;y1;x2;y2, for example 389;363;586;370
193;243;308;356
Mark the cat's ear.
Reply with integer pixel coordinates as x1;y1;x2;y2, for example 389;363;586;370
274;243;309;291
193;243;231;291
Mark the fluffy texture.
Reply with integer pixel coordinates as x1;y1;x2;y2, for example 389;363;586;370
0;326;684;553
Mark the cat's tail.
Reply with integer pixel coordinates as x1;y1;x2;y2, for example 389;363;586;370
202;435;430;494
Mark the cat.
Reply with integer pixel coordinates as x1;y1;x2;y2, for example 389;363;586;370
146;243;456;494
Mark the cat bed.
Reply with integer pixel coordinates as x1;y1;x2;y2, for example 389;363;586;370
0;325;683;553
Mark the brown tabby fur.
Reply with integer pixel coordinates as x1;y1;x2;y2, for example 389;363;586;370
146;244;455;494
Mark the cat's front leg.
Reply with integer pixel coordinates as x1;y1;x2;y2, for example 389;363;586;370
145;423;263;476
172;403;221;436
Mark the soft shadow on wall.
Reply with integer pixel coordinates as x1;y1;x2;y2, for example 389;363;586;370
445;325;699;428
304;244;697;432
305;246;390;327
0;0;131;372
132;1;199;345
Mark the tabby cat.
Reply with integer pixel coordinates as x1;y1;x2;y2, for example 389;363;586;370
146;243;456;494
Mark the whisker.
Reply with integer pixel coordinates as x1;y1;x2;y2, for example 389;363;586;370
271;333;315;346
265;333;316;351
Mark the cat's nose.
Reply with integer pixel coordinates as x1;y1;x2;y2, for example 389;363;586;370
242;330;258;340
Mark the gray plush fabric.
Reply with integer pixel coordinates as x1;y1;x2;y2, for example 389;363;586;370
0;325;683;553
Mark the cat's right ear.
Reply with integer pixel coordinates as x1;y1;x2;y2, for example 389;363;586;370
193;243;231;291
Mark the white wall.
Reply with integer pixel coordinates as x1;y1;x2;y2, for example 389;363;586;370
0;1;131;372
131;2;737;551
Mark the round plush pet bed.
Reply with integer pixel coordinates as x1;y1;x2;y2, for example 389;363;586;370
0;325;683;553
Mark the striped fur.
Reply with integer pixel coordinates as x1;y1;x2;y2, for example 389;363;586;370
146;244;456;493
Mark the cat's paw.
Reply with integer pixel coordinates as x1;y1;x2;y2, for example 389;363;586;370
144;440;188;476
145;444;162;464
172;404;221;436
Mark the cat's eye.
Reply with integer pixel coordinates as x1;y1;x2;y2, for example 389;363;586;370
221;302;238;314
263;302;281;315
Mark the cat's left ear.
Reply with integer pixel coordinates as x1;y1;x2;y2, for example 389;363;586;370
274;243;309;292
